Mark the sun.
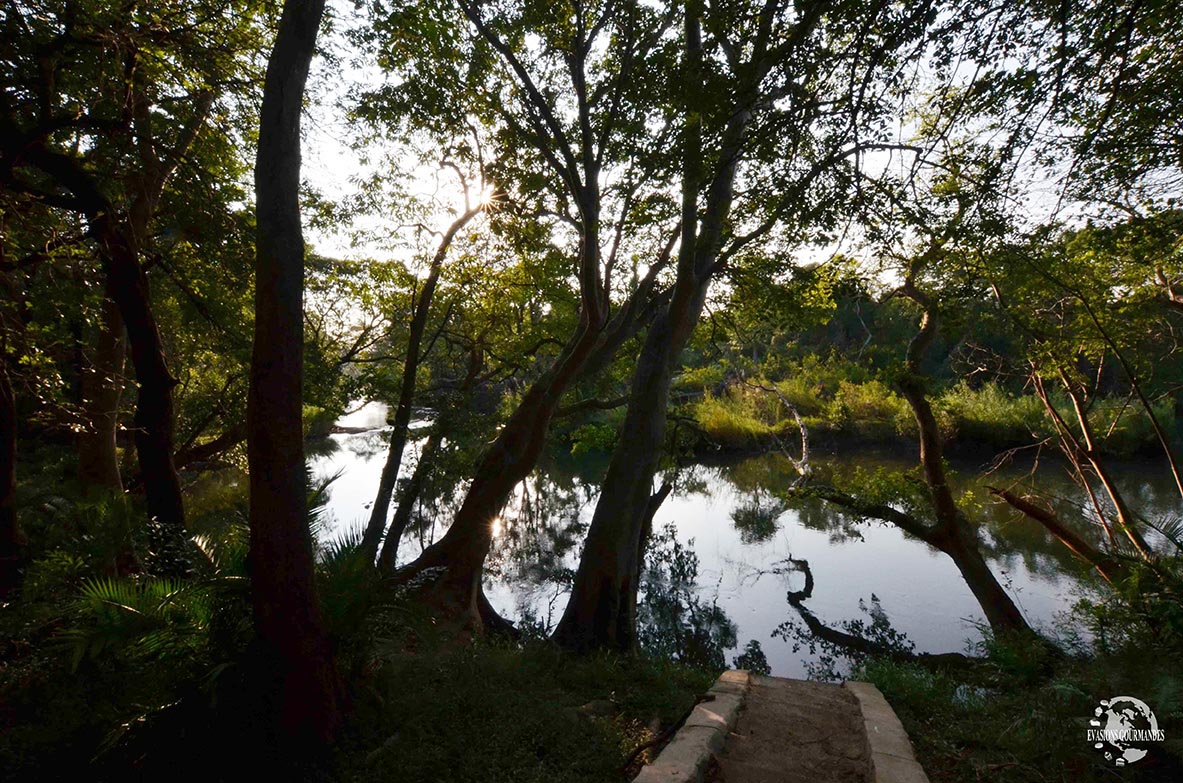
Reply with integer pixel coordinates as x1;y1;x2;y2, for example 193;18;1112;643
478;185;505;210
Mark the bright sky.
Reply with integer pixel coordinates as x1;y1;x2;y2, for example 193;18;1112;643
297;1;1102;282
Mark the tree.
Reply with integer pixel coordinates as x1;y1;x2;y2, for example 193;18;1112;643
0;352;19;597
358;0;683;624
361;184;485;562
975;218;1183;575
248;0;342;743
555;0;939;652
0;0;267;524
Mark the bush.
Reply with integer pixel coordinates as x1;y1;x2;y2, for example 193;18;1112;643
692;391;775;447
826;379;913;438
939;382;1047;447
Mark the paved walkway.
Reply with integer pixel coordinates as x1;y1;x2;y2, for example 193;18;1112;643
634;671;929;783
711;675;869;783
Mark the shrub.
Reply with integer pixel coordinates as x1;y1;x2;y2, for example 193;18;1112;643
692;392;774;447
939;382;1047;446
827;380;911;438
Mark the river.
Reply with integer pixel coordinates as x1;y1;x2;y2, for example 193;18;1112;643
310;402;1174;677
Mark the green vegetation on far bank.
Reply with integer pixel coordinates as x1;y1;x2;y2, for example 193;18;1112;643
676;359;1175;456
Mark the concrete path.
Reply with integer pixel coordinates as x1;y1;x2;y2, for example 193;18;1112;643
713;675;869;783
633;671;929;783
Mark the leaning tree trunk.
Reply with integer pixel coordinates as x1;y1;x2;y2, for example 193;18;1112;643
394;302;606;620
377;428;439;571
378;344;486;572
0;357;22;597
895;286;1031;637
932;524;1031;634
361;206;480;561
77;295;126;492
988;485;1128;584
248;0;342;744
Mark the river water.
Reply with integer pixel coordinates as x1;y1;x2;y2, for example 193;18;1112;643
310;402;1174;677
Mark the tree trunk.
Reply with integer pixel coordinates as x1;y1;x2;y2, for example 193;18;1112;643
935;527;1031;634
394;306;606;620
249;0;341;744
1060;378;1153;559
0;358;22;598
15;77;212;528
377;429;438;571
988;486;1128;584
18;146;185;526
553;311;687;652
95;219;184;526
629;482;672;629
895;289;1031;637
553;4;736;652
77;295;126;492
362;206;480;561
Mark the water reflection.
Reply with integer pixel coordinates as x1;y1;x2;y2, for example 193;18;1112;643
311;415;1173;678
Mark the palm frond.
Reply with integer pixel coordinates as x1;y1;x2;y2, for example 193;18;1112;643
191;524;249;578
316;523;381;641
306;465;344;541
1145;514;1183;554
63;576;215;670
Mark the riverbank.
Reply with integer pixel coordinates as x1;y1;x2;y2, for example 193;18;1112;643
678;378;1178;458
858;630;1183;783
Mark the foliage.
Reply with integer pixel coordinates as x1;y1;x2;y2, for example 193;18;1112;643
773;594;916;681
61;576;220;671
638;523;737;672
732;639;772;676
316;525;384;658
687;367;1175;455
692;391;777;447
569;422;622;457
730;497;785;545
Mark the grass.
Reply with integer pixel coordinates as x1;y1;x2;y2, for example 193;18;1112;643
692;392;777;446
850;571;1183;783
858;644;1183;783
342;636;714;783
687;373;1177;455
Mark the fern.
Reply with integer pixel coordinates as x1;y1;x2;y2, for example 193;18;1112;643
62;575;218;671
317;524;381;642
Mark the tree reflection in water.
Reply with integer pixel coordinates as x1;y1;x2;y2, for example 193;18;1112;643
314;433;1171;673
